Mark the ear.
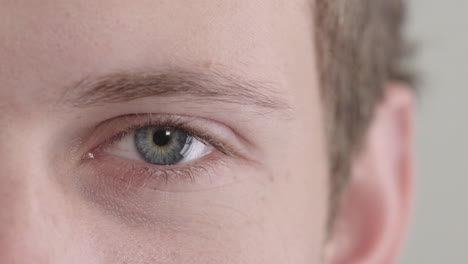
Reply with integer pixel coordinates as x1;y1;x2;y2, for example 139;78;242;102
325;83;415;264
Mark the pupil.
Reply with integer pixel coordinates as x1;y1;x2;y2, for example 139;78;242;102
153;129;172;146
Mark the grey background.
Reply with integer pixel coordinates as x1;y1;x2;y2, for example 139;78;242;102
401;0;468;263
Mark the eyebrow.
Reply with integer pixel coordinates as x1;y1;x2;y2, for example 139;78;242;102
62;67;291;113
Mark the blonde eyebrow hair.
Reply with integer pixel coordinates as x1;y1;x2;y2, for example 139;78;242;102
61;67;291;113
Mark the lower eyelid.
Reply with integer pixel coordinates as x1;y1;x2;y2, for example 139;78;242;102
78;151;236;193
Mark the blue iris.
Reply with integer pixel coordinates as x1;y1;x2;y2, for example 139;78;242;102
134;126;190;165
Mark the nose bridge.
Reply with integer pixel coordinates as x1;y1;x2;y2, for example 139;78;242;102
0;131;61;262
0;183;53;262
0;173;55;262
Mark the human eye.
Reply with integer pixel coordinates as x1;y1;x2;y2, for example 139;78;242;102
78;114;245;192
101;123;214;166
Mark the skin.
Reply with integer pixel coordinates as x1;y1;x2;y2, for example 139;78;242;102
0;0;414;263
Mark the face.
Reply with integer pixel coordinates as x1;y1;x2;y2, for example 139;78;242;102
0;0;331;263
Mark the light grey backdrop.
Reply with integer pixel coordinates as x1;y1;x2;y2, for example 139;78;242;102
401;0;468;263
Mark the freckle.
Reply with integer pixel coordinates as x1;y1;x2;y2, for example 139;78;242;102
268;173;275;183
202;60;212;70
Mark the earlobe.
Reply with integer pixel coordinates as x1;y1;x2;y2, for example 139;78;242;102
325;83;415;264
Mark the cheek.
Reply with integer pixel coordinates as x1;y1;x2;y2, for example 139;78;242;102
261;153;329;262
73;162;328;264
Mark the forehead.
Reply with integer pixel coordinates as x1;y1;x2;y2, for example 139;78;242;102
0;0;316;109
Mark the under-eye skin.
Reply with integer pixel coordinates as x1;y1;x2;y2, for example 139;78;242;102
78;114;247;192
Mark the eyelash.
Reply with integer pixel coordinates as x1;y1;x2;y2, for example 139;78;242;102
81;114;235;189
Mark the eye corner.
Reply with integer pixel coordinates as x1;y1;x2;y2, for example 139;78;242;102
83;152;95;160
